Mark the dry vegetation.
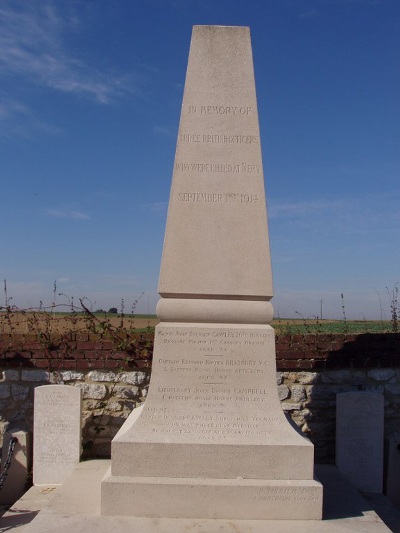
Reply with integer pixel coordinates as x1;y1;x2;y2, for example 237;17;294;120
0;311;394;336
0;311;158;335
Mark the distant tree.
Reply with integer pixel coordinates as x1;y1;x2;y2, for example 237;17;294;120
108;307;118;314
95;308;106;314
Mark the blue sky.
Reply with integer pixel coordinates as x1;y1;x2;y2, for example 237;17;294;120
0;0;399;319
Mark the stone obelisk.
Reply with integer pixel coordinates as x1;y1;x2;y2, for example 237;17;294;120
102;25;322;520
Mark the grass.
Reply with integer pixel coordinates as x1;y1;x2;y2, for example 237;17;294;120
1;279;398;337
0;311;395;336
273;318;394;335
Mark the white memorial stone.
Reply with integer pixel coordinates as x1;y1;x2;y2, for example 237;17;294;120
336;391;384;493
102;25;322;520
33;384;82;485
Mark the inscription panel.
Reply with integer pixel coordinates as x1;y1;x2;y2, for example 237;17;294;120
178;133;259;144
187;104;252;115
33;385;81;485
174;162;261;174
173;101;263;217
136;325;286;444
336;391;384;492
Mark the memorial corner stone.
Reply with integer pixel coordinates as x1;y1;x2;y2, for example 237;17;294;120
336;391;384;493
33;384;82;485
101;25;323;520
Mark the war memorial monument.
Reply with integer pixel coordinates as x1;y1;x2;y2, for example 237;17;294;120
5;25;397;533
102;25;323;521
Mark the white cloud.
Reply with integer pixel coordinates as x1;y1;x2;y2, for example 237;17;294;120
0;1;132;104
0;95;62;139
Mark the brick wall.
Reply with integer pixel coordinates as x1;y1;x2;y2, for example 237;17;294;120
1;332;399;462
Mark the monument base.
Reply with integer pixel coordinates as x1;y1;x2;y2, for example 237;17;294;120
101;469;322;520
101;322;323;519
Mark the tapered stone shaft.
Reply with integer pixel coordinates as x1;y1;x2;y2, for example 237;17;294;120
159;26;272;304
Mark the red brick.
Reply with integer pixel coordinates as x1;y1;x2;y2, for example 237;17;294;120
84;350;104;360
59;360;78;369
279;351;304;360
109;351;129;361
77;360;102;369
33;359;51;368
304;350;324;360
76;341;104;350
104;360;127;369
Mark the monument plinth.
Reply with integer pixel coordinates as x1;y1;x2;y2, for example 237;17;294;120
102;25;323;520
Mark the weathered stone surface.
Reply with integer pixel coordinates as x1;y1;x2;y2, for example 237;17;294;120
33;384;82;485
112;385;139;399
119;371;147;385
21;370;49;382
282;402;302;411
336;391;384;492
277;384;290;400
77;383;107;399
291;385;306;403
60;370;84;382
104;401;124;412
0;383;10;399
368;368;396;381
2;369;20;381
11;384;29;401
87;370;116;382
291;372;320;385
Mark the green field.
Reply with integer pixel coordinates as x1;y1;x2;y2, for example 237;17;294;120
272;319;396;335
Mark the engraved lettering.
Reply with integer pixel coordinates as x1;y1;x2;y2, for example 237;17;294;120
187;105;252;116
178;193;259;205
174;162;261;174
178;133;259;144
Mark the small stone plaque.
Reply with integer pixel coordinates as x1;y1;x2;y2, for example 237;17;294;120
33;384;82;485
336;391;384;492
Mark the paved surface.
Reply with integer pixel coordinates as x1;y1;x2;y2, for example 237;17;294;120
1;461;399;533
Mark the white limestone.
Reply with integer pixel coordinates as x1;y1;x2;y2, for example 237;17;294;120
336;391;384;492
33;384;82;485
102;25;322;520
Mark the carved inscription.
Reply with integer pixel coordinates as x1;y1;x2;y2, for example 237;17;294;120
142;328;280;441
34;385;81;484
178;133;259;144
188;105;252;115
175;162;261;174
177;192;259;204
253;487;321;502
